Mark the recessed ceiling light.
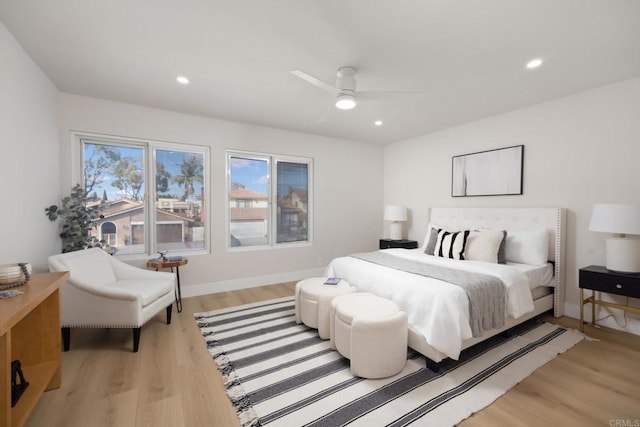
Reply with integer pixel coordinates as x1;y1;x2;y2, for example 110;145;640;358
374;120;383;126
526;58;543;69
176;76;190;84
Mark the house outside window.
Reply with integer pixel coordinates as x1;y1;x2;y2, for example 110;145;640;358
227;151;312;248
78;134;209;256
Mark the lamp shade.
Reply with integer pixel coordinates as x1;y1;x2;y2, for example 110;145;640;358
589;204;640;235
589;204;640;273
384;205;407;222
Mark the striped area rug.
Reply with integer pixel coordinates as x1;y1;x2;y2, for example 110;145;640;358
194;296;583;427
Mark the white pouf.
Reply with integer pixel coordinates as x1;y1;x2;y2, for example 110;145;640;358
330;293;408;379
294;277;355;339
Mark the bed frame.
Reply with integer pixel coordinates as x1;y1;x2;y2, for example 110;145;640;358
408;207;566;365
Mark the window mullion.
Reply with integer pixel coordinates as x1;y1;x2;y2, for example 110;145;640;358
147;145;155;255
267;156;272;247
270;159;277;247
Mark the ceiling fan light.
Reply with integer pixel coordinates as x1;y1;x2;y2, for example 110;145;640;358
335;94;356;110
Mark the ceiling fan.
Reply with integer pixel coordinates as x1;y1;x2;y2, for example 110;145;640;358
291;66;416;111
291;66;359;110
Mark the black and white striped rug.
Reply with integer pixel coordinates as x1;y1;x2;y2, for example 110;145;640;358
194;297;583;427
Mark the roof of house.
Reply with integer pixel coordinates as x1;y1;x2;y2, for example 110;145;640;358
89;198;195;222
277;199;304;214
287;188;308;201
230;188;268;200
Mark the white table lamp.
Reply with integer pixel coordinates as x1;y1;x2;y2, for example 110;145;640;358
589;204;640;273
384;205;407;241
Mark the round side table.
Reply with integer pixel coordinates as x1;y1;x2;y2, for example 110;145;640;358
146;257;188;312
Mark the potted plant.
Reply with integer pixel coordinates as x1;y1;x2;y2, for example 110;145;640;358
45;184;116;254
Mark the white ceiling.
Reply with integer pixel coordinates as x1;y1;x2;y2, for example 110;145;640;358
2;0;639;145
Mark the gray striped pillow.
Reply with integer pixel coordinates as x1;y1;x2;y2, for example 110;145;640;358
434;229;470;260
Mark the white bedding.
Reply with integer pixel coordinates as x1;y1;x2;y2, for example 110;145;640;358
324;248;536;360
506;261;554;289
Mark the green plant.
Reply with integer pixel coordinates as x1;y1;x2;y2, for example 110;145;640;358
45;184;115;254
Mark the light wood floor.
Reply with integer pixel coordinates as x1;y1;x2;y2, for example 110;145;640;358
27;283;639;427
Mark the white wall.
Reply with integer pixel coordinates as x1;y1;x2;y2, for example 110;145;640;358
59;94;384;294
0;22;61;271
384;77;640;334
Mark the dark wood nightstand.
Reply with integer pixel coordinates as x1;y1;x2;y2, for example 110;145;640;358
379;239;418;250
578;265;640;332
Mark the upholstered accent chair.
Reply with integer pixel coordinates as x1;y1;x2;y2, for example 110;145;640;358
48;248;176;352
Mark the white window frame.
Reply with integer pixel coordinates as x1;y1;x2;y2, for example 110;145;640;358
226;150;313;250
71;131;210;259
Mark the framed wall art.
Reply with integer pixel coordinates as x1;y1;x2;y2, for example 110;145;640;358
451;145;524;197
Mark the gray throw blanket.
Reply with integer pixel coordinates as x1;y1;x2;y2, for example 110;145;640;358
351;251;506;337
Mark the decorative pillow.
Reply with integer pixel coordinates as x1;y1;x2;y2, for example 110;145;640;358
421;222;440;252
424;227;439;255
434;229;470;260
464;230;506;263
497;231;507;264
504;228;549;265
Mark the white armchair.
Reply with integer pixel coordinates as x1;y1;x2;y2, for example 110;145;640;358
48;248;176;352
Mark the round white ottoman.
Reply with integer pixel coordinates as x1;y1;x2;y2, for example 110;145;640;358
330;293;408;379
294;277;355;339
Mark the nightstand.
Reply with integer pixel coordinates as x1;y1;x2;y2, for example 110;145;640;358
578;265;640;332
379;239;418;250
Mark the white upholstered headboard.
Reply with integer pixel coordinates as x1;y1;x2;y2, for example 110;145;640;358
428;207;566;317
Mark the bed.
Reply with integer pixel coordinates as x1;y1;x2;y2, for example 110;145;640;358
324;207;566;366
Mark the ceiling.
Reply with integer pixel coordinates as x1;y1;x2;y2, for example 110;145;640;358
1;1;639;145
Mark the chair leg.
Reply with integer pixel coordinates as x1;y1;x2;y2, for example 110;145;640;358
61;327;70;352
133;327;141;352
166;304;173;325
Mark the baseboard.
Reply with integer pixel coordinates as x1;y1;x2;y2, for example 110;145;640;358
563;302;582;321
564;301;640;336
181;267;325;298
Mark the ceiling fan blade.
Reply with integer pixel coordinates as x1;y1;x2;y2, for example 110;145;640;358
291;70;337;94
357;90;423;101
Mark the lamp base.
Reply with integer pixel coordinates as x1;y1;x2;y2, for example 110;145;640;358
389;222;403;241
606;238;640;274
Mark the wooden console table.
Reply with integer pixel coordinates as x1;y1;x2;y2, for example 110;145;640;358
1;271;69;427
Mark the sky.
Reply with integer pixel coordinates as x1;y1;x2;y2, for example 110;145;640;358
229;157;308;197
84;143;205;202
229;157;269;193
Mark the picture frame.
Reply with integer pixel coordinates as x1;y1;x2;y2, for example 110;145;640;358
451;145;524;197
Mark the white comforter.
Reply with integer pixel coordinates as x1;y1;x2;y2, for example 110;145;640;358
324;248;535;360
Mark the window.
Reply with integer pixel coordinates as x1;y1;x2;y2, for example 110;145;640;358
100;222;117;246
79;135;209;256
227;151;312;248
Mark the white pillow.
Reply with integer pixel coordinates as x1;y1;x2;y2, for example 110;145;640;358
504;228;549;265
464;230;506;264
